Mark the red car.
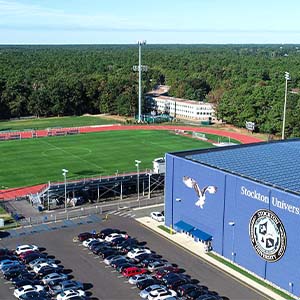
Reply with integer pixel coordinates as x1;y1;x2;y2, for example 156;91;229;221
122;266;148;277
154;266;180;279
19;250;39;261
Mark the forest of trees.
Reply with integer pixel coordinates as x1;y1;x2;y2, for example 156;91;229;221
1;44;300;137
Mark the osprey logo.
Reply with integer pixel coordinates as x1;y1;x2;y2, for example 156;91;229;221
182;176;217;208
249;209;287;262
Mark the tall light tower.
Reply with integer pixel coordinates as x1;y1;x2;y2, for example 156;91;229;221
135;160;141;207
62;168;68;212
137;40;146;123
282;71;291;140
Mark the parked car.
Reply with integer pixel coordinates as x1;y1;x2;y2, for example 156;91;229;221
0;248;14;256
13;284;45;299
148;261;172;272
36;266;63;278
110;258;129;269
77;232;98;242
154;266;180;279
19;250;39;261
166;277;190;290
150;211;165;222
29;257;56;269
136;277;161;290
49;280;84;296
0;254;19;261
3;268;29;280
127;248;151;259
82;238;103;248
122;266;148;277
0;259;22;271
33;262;60;274
42;272;68;285
105;232;128;242
56;289;86;300
101;249;120;259
116;262;136;273
128;273;153;284
13;279;42;288
176;284;202;297
103;254;125;265
139;284;166;299
22;252;47;264
186;289;209;300
19;291;52;300
99;228;124;239
147;288;177;300
11;271;37;282
15;245;39;256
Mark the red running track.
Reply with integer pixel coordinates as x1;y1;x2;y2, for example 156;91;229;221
0;124;262;200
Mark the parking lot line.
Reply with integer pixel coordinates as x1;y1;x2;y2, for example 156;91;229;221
117;275;123;278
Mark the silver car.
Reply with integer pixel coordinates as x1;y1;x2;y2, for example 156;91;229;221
139;284;166;299
41;272;68;285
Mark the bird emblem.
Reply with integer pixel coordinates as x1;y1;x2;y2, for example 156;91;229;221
182;176;217;208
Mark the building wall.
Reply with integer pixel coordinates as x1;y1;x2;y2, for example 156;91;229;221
165;153;300;295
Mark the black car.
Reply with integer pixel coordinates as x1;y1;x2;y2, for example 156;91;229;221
186;289;209;300
110;258;129;268
101;249;119;259
167;277;190;290
90;241;111;252
0;254;19;261
162;273;190;286
110;237;127;247
116;262;136;273
3;268;28;280
136;278;161;290
99;228;123;239
177;284;202;297
11;271;37;282
37;266;63;278
19;291;52;300
13;278;42;288
23;253;47;264
0;248;14;256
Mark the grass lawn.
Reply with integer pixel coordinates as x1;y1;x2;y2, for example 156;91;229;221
0;116;121;132
0;130;214;188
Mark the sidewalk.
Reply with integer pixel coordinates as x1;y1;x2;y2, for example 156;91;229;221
136;216;290;300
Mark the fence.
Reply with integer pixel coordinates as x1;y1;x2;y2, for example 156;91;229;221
18;194;164;228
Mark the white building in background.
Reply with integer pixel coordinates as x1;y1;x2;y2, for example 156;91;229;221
148;95;216;122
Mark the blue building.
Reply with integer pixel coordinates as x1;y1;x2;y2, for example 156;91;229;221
165;139;300;295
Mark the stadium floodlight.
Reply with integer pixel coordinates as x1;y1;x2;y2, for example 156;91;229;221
135;160;141;206
228;221;235;262
62;169;69;212
137;40;147;123
282;72;291;140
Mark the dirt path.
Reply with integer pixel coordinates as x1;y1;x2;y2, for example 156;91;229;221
0;125;263;200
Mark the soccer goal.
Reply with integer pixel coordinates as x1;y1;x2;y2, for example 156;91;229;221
192;132;208;140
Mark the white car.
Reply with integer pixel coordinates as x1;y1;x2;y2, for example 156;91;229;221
33;262;59;273
105;233;127;242
140;285;166;299
148;288;177;300
82;238;103;248
56;289;86;300
13;284;44;299
128;274;153;284
127;248;151;259
15;245;39;255
150;212;165;222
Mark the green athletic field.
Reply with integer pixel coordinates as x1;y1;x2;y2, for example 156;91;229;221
0;116;120;132
0;130;215;189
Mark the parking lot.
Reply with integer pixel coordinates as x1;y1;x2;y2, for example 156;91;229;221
0;214;269;300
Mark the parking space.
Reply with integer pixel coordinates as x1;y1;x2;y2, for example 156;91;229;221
0;215;268;300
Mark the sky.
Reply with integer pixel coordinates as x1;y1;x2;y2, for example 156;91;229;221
1;0;300;44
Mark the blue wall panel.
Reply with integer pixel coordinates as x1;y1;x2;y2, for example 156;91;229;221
165;153;300;295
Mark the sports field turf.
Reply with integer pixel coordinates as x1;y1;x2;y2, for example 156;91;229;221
0;130;215;188
0;116;120;132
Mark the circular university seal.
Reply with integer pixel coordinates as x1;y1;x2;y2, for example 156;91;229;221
249;209;287;262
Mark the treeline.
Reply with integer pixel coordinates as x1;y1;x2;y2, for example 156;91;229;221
1;44;300;137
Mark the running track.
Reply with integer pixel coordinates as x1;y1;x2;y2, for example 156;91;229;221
0;125;262;200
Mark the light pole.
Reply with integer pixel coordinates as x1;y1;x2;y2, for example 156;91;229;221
135;160;141;206
282;71;291;140
228;221;235;262
137;40;146;123
147;172;152;200
62;169;68;212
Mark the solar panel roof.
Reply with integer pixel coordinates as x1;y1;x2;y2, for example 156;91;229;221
184;139;300;194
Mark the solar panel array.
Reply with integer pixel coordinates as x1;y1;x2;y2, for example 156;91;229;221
186;140;300;194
